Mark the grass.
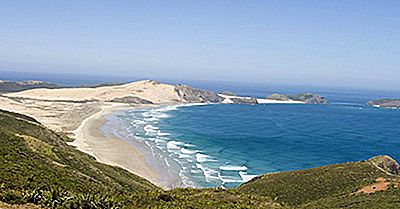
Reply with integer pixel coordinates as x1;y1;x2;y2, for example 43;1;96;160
239;157;400;208
0;109;399;208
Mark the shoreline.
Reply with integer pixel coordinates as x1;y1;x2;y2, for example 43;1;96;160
69;103;182;189
68;101;304;190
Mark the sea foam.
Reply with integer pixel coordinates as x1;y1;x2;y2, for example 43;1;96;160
219;165;248;171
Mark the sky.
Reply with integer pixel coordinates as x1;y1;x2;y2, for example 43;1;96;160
0;0;399;90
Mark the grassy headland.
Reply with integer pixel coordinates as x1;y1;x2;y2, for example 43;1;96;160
1;109;399;208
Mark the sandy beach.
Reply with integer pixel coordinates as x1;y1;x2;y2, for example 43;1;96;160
69;104;183;189
0;80;311;189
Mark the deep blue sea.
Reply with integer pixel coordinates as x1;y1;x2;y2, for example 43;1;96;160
111;101;400;188
3;71;400;188
110;90;400;188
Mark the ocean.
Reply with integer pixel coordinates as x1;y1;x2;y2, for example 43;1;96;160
104;90;400;188
3;71;400;188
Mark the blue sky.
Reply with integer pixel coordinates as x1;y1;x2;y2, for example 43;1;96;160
0;0;399;90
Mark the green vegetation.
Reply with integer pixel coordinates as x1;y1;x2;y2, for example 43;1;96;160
0;109;278;208
239;161;400;208
1;109;399;208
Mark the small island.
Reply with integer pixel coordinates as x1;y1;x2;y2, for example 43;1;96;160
265;93;329;104
367;99;400;108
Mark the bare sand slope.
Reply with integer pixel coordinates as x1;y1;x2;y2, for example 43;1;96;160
5;80;183;104
0;79;309;188
0;80;187;188
0;80;186;132
0;95;102;132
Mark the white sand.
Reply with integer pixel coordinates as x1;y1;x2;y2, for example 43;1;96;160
0;80;187;188
257;98;305;104
69;104;182;189
218;94;305;104
0;79;306;189
5;80;183;104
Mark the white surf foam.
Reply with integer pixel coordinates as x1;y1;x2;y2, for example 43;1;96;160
178;153;193;159
219;175;243;183
181;148;197;154
154;138;165;144
219;165;248;171
164;158;170;167
144;124;158;133
157;131;170;136
239;171;258;182
196;163;221;182
167;140;184;150
195;153;217;163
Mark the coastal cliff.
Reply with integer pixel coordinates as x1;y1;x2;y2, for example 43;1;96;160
174;84;224;103
0;80;329;107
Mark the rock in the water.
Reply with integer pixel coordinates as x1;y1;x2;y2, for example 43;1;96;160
266;93;328;104
296;93;328;104
175;85;224;103
367;99;400;108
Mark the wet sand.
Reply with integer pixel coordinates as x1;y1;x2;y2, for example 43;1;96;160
69;105;182;189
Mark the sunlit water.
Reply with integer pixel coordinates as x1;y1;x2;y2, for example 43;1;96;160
107;101;400;188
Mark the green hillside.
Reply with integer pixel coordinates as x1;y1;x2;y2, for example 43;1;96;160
1;109;399;208
239;158;400;208
0;110;279;208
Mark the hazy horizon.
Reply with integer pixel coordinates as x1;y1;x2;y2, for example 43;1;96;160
1;1;399;91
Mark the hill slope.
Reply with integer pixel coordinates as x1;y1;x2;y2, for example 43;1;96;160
0;109;280;208
0;109;158;207
239;156;400;208
1;109;399;208
3;80;224;104
0;80;59;93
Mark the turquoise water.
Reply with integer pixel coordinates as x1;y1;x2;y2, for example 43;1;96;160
111;101;400;188
4;72;400;188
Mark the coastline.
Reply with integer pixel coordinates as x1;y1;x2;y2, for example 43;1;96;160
69;103;182;189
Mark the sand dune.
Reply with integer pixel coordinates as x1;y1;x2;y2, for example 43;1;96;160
0;80;187;133
5;80;183;104
0;79;307;188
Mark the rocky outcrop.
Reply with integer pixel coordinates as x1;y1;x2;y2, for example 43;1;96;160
175;85;224;103
221;91;236;96
229;97;258;104
367;99;400;108
219;94;259;105
297;93;328;104
266;93;290;101
109;96;153;104
369;155;400;176
266;93;328;104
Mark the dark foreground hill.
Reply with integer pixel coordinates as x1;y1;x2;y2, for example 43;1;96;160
1;109;399;208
